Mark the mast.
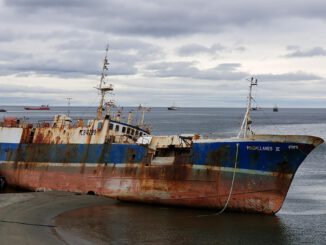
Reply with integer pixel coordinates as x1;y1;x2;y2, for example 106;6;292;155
137;105;151;127
127;110;134;124
66;97;72;117
96;45;114;120
238;77;258;138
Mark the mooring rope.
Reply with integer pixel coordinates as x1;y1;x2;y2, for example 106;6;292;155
214;143;239;215
198;142;239;217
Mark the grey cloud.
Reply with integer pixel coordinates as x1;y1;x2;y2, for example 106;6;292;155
0;51;33;61
0;84;83;94
5;0;326;37
57;38;154;52
146;61;321;83
257;72;322;81
286;45;300;51
235;46;246;52
177;44;210;56
285;47;326;57
0;31;16;42
0;47;139;77
146;62;248;80
26;30;89;41
52;38;162;76
177;43;226;56
4;0;91;10
1;0;326;108
0;55;98;77
176;43;246;57
217;63;241;71
0;62;136;78
108;40;164;61
0;96;59;105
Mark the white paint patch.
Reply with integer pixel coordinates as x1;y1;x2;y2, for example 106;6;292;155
0;127;23;143
104;178;133;192
136;136;152;145
151;157;175;165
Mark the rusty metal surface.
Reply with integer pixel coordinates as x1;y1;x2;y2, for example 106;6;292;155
0;162;293;214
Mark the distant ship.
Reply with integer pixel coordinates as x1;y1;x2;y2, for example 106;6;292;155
167;103;179;110
0;109;6;112
24;105;50;110
273;105;278;112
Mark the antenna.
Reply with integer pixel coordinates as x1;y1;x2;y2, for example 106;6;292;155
96;44;114;120
66;97;72;117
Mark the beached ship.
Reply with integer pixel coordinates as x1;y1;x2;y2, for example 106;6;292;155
0;49;323;214
24;105;50;110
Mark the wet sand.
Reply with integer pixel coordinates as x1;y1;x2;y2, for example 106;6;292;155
55;200;326;245
0;191;114;245
55;202;291;245
1;191;325;245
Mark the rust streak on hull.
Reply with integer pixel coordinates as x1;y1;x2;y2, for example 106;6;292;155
0;162;294;214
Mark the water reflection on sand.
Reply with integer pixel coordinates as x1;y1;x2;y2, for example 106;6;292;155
56;203;292;244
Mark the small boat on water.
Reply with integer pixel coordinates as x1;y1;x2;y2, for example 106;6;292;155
24;105;50;110
273;105;278;112
0;109;6;112
167;103;179;110
0;49;323;215
167;106;179;110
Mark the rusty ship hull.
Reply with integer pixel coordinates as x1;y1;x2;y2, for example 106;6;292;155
0;121;323;214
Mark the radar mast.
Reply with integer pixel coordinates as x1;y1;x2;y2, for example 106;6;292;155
238;77;258;138
96;45;114;120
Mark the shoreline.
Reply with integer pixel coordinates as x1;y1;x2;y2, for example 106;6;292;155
0;191;115;245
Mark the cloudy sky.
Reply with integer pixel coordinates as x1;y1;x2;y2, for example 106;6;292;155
1;0;326;107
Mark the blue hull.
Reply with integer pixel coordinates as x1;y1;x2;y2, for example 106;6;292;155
0;141;315;174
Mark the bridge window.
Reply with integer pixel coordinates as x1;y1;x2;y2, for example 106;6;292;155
122;127;126;133
131;129;135;135
115;125;120;132
109;123;113;130
127;128;130;134
98;122;103;130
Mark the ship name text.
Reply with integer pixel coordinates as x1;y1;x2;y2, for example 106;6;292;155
80;129;97;136
246;145;299;151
